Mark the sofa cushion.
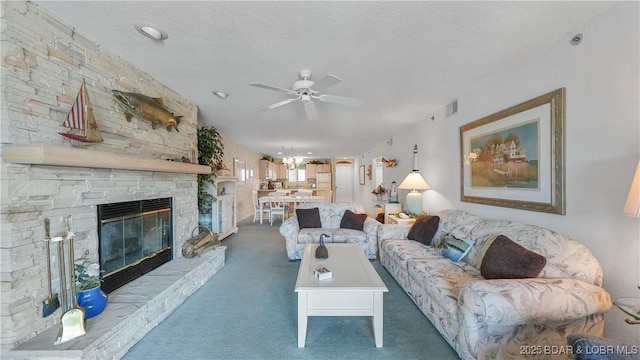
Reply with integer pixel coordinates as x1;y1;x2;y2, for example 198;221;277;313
480;235;547;279
296;207;321;229
407;215;440;245
380;240;440;270
436;233;475;262
340;210;367;231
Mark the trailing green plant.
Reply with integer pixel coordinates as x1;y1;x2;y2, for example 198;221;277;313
75;261;101;291
197;126;224;214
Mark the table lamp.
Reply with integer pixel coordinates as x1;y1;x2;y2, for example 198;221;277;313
398;145;430;214
624;159;640;218
615;159;640;324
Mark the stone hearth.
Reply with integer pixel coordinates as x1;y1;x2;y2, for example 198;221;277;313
6;247;225;360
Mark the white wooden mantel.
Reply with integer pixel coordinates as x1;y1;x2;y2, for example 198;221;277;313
1;144;211;174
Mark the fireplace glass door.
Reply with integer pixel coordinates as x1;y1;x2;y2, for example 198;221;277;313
101;209;171;275
98;198;173;293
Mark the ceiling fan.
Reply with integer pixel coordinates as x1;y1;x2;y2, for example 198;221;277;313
249;70;363;121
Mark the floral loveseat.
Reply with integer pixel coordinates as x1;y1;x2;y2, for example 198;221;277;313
280;202;379;260
378;209;612;360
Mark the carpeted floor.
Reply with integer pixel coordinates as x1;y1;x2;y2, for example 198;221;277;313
123;217;459;360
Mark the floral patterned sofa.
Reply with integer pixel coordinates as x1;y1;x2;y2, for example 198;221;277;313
378;209;612;360
280;202;379;260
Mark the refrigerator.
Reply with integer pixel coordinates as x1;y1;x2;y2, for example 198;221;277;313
316;173;332;203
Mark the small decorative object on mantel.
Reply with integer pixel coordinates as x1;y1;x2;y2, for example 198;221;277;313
315;233;329;259
59;79;104;143
182;226;221;258
111;90;183;132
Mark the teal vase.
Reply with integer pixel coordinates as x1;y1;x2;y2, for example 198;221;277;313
77;286;108;319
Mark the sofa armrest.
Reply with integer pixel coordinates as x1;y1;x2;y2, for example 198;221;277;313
361;217;380;258
458;278;612;326
280;216;300;243
362;217;379;237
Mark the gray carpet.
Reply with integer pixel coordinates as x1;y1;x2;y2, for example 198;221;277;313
123;217;459;360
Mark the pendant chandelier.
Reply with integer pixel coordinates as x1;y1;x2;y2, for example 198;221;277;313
283;147;303;170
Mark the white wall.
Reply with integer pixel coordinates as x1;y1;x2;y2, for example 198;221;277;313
357;3;639;344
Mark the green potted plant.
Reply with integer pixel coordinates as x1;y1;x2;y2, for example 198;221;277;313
197;126;225;226
75;261;101;290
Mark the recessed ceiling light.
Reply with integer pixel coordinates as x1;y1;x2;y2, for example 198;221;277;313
135;24;168;41
307;152;313;155
277;151;283;155
212;91;230;99
570;33;583;46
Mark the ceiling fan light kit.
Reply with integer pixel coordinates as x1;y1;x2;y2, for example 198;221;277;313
250;69;363;121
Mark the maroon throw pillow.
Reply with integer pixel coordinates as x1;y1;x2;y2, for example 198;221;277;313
480;235;547;279
407;215;440;245
340;210;367;231
296;208;321;229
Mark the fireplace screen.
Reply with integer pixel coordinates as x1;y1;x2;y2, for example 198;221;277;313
98;198;173;293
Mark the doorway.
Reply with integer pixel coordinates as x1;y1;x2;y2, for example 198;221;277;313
335;161;354;203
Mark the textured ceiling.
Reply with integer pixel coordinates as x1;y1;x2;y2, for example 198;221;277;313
36;1;614;159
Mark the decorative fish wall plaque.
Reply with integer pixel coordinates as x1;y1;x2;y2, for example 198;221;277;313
112;90;182;132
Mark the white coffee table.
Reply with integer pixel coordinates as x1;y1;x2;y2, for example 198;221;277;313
294;243;388;348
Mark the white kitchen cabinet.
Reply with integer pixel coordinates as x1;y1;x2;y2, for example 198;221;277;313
209;176;238;240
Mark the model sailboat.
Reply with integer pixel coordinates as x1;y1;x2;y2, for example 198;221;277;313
59;79;103;143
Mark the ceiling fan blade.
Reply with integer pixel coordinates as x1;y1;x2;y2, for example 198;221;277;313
303;101;319;121
310;74;342;92
316;94;363;107
258;96;300;111
249;82;298;96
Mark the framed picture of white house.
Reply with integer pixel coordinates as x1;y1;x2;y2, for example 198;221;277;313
460;88;565;214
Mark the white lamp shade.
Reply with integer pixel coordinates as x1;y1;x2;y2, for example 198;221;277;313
398;172;430;191
624;160;640;218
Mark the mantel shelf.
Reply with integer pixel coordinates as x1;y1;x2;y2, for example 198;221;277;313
1;144;211;174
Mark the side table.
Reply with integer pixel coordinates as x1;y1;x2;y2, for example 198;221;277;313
387;214;416;225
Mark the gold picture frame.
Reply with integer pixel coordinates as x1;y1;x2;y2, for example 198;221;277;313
359;165;365;185
460;88;565;214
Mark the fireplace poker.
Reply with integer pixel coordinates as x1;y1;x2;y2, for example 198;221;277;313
42;218;60;317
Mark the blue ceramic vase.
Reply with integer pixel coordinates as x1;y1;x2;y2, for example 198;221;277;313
77;286;108;319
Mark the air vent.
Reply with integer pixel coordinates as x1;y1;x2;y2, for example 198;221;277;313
446;99;458;118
